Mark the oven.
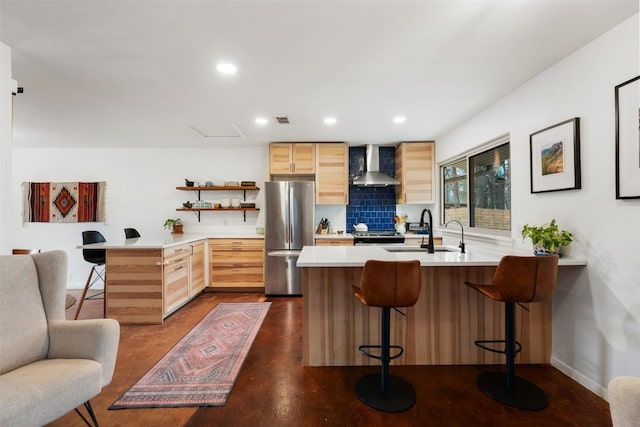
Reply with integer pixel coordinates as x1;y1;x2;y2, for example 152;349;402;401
352;231;405;246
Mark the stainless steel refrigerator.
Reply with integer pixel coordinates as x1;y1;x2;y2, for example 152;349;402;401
264;181;315;295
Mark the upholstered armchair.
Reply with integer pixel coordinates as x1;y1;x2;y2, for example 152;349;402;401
0;250;120;427
609;376;640;427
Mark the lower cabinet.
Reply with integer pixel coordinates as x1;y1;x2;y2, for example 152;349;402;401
403;235;443;246
209;238;264;290
104;240;206;324
315;238;354;246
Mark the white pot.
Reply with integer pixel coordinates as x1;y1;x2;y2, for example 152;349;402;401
353;223;368;232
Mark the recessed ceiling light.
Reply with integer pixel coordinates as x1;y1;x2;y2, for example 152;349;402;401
393;116;406;124
216;62;237;75
324;117;337;125
255;117;268;125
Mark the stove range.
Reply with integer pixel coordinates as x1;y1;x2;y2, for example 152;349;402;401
352;230;405;245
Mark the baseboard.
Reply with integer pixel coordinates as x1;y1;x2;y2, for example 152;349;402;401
551;357;609;400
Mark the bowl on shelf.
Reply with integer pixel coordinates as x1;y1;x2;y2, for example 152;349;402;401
225;181;239;187
231;198;241;208
220;199;231;208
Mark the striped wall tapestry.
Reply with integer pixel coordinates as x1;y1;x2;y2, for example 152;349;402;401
22;182;106;223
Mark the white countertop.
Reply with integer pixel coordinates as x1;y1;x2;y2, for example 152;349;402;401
296;245;587;267
79;232;264;249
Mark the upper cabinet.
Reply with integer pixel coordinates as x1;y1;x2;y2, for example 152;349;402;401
315;143;349;205
395;141;435;204
269;143;315;175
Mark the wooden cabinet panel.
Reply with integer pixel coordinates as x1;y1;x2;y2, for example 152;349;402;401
269;143;316;176
164;259;189;314
292;143;315;174
209;238;264;289
396;142;435;204
315;143;348;205
105;249;164;324
403;236;443;246
190;240;206;295
315;238;353;246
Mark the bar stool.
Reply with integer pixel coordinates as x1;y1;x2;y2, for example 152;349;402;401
352;259;422;412
124;228;140;238
75;231;107;320
464;255;558;410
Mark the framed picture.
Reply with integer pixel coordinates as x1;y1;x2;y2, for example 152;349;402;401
529;117;581;193
615;76;640;199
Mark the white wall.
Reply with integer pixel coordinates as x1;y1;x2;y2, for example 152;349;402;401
436;15;640;395
11;146;269;288
1;43;13;255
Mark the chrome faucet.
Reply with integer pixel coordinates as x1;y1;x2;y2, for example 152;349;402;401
445;219;465;253
419;208;434;253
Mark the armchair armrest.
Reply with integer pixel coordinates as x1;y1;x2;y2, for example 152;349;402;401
47;319;120;386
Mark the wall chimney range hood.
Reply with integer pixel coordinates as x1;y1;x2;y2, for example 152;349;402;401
352;144;400;187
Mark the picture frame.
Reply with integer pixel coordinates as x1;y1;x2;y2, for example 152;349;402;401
529;117;581;193
615;76;640;199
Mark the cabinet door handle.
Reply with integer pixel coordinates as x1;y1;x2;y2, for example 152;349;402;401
174;248;184;253
173;265;184;272
174;257;185;263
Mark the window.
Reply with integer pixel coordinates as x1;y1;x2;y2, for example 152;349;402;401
441;138;511;231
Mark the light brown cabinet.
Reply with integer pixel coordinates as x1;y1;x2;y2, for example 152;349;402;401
269;143;315;175
403;235;443;247
315;143;349;205
315;238;353;246
190;240;206;295
163;243;191;315
209;238;264;290
395;142;435;204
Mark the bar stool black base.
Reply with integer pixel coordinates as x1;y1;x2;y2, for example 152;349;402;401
356;373;416;413
477;371;548;410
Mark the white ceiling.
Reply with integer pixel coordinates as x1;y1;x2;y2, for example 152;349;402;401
2;0;637;148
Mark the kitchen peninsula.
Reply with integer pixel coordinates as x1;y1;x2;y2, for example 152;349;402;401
80;232;264;324
297;245;586;367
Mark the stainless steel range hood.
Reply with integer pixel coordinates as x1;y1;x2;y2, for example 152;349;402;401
352;144;400;186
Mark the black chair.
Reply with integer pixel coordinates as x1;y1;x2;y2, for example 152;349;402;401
352;259;422;412
124;228;141;238
75;231;107;320
464;255;559;410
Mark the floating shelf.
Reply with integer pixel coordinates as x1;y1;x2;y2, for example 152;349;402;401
176;186;260;222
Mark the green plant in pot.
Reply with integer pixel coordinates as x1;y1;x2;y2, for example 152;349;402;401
164;218;183;234
521;219;572;256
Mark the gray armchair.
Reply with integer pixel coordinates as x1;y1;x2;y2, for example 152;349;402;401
0;250;119;427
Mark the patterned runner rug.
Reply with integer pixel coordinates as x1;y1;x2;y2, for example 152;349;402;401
110;302;271;409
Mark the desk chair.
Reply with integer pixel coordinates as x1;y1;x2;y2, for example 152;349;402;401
124;228;141;238
75;231;107;320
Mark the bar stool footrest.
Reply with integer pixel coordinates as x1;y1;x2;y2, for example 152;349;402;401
358;345;404;361
356;373;416;413
477;371;547;410
474;339;522;355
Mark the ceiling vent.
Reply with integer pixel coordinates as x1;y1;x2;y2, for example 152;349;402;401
190;124;244;138
275;116;290;124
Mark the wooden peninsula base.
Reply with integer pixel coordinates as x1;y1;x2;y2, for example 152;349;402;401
302;265;551;367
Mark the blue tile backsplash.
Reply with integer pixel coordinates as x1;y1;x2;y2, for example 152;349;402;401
347;146;397;231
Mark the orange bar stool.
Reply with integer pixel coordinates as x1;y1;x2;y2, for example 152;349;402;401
464;255;558;410
352;259;422;412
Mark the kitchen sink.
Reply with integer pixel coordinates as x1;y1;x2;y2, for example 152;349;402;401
384;246;456;253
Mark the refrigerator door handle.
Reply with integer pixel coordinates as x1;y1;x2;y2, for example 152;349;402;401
266;250;302;257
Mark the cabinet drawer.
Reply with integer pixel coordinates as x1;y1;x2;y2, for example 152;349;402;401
164;243;191;259
315;239;353;246
210;264;264;286
164;260;189;313
209;239;264;251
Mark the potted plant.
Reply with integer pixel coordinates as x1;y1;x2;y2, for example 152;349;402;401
164;218;183;234
521;219;572;256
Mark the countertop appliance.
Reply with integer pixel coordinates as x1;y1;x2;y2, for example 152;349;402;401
352;230;405;245
264;181;315;295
